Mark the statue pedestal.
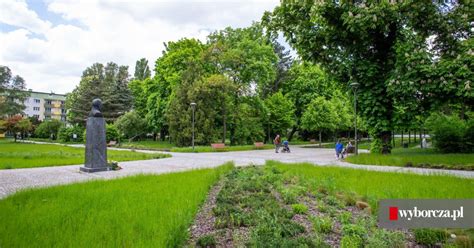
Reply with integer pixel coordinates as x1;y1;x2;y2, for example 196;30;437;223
80;117;109;173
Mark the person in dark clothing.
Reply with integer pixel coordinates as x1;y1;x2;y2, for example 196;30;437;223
335;140;344;159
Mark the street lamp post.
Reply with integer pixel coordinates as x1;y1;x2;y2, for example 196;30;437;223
267;113;271;144
190;102;196;151
350;82;359;155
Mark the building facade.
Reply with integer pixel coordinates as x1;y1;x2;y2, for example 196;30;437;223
23;91;67;122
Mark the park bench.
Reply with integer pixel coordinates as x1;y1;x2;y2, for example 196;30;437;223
254;142;264;149
211;143;226;150
107;140;117;147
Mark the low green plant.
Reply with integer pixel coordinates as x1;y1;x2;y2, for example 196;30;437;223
366;229;405;248
311;216;333;234
414;229;448;246
196;234;216;248
339;212;352;225
342;224;367;240
291;203;308;214
340;235;363;248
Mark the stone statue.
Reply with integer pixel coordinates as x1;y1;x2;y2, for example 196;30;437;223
80;99;109;172
89;98;103;117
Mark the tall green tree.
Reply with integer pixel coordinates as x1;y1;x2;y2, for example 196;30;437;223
282;61;336;140
264;91;296;137
66;62;132;124
133;58;151;81
0;66;29;117
301;97;337;147
263;1;472;153
146;38;206;140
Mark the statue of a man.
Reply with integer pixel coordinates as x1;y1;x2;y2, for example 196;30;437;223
89;99;103;117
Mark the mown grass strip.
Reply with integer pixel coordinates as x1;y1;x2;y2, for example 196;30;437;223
270;161;474;209
0;163;233;247
0;140;170;169
345;148;474;170
170;144;274;153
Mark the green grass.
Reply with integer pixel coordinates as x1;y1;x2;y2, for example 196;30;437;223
0;163;233;247
117;140;176;150
270;161;474;209
0;140;170;169
170;144;274;153
346;148;474;170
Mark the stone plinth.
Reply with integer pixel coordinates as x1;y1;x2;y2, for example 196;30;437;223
80;117;109;172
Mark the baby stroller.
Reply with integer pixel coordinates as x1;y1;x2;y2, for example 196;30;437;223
281;140;291;153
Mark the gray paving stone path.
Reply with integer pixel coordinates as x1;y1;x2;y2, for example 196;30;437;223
1;144;472;199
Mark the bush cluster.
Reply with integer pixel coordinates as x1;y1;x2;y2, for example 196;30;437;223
58;125;85;142
426;114;474;153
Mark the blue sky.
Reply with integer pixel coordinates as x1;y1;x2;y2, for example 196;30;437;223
0;0;279;94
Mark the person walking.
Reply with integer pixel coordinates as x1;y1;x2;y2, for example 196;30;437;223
274;134;281;153
335;140;344;159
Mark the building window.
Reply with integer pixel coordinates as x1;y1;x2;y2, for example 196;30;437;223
34;99;40;103
46;100;52;104
33;114;40;119
61;101;65;104
45;107;51;112
33;107;40;111
61;108;66;114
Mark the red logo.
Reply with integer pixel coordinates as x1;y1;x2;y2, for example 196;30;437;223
389;207;398;221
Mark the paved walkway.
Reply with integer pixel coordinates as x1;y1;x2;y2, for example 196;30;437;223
1;146;473;199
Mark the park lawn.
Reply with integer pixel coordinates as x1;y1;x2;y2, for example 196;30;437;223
0;140;170;169
345;148;474;170
117;140;175;151
271;161;474;208
170;144;274;152
0;163;233;247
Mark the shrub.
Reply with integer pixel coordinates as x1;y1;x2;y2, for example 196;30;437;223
82;124;120;143
291;204;308;214
34;119;63;139
414;228;448;246
463;120;474;153
106;124;120;142
426;113;470;153
58;125;84;142
114;111;148;140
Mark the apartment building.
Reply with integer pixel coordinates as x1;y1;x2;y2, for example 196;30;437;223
23;90;67;122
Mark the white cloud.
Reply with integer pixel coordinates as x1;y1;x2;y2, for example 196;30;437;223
0;0;52;33
0;0;279;94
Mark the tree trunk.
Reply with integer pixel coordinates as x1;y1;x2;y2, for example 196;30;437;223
414;130;417;143
380;131;392;154
222;109;226;143
319;130;322;148
401;130;404;146
392;131;395;148
408;131;411;144
419;129;423;148
288;126;297;141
